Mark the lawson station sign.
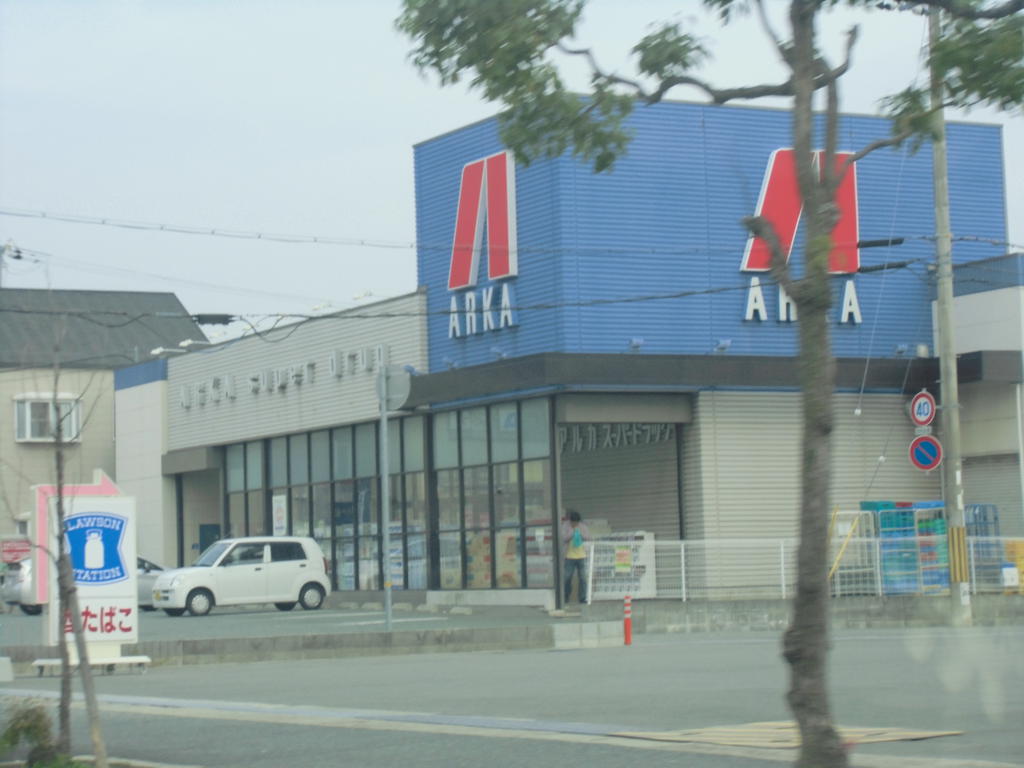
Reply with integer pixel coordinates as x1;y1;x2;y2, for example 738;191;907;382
444;147;864;342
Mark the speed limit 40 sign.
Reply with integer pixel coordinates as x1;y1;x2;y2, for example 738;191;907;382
909;390;936;427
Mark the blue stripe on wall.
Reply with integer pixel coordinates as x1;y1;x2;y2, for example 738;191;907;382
114;358;167;390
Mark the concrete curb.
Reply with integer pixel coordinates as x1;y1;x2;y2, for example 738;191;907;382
2;621;623;674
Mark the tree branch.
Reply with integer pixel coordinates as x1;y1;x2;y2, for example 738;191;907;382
922;0;1024;19
562;23;860;108
742;215;802;300
754;0;790;64
556;42;652;98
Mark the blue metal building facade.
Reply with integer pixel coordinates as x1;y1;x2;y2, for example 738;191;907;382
415;101;1006;376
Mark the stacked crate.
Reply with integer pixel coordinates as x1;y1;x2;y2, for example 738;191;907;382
915;501;950;594
871;502;921;595
966;504;1003;591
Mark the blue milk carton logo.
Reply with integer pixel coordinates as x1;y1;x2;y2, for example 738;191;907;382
64;513;127;584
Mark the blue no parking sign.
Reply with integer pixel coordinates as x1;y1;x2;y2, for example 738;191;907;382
909;435;943;471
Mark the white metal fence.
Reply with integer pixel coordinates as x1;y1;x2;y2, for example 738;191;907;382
586;536;1024;602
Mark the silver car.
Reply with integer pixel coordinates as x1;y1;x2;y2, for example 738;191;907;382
2;556;165;615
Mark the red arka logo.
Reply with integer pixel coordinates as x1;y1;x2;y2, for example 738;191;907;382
448;151;518;290
742;148;860;274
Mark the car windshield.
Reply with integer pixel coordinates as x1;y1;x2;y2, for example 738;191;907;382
192;541;230;567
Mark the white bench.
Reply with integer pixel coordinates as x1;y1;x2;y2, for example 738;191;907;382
32;655;151;677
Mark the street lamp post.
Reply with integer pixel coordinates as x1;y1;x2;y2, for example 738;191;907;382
377;364;413;632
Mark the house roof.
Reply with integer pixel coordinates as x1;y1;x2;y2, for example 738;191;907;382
0;288;207;369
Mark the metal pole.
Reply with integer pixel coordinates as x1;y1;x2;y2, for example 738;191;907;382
378;368;393;631
929;9;971;626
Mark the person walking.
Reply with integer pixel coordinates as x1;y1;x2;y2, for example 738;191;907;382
561;509;591;604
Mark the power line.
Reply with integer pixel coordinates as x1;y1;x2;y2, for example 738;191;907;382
2;206;1020;256
0;263;930;333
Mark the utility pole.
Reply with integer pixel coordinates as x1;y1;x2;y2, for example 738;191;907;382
929;8;972;626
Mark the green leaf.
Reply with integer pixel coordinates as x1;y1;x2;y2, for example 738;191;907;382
633;23;709;80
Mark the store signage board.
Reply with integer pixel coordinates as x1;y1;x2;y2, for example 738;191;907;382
909;390;937;427
1;538;32;564
909;435;943;471
446;151;518;339
31;470;121;605
742;148;863;326
46;495;138;651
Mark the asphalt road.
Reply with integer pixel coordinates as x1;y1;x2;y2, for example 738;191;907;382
2;626;1022;768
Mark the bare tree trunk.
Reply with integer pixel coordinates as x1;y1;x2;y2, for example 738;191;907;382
782;4;846;766
54;452;72;755
55;551;109;768
50;362;110;768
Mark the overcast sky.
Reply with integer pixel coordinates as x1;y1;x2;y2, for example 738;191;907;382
1;1;1020;340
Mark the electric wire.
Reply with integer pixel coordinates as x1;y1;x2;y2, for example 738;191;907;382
1;206;1021;255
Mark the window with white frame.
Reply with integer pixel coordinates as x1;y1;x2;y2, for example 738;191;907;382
14;395;82;442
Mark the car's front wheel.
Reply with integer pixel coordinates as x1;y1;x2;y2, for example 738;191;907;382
299;583;325;610
19;604;42;616
163;608;185;617
275;602;296;611
186;588;214;617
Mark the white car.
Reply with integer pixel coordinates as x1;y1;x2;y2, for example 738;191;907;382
151;536;331;617
3;556;165;615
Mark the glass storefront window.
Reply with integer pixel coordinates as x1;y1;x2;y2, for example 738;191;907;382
465;530;493;588
291;485;310;536
332;427;353;480
226;445;244;492
460;407;487;465
355;423;377;477
405;472;428;590
405;473;427;534
312;483;332;580
356;477;377;535
407;533;427;589
403;416;425;472
439;532;462;589
526;526;554;588
311;431;330;484
437;469;460;531
289;434;309;485
463;466;490;529
269;437;288;488
247;491;267;536
312;483;332;540
358;537;380;590
496;529;522;588
493;463;520;528
335;538;355;590
228;493;245;537
387;475;404;532
333;481;355;538
521;398;550;459
490;403;518;463
245;441;263;490
387;534;404;589
388;419;401;474
523;459;553;525
433;411;459;469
